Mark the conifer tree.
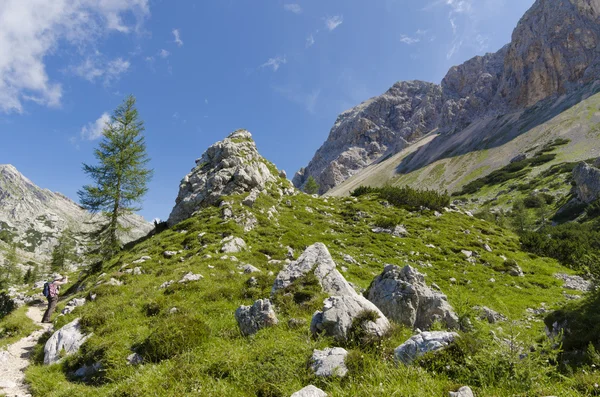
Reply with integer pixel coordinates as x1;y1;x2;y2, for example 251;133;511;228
304;176;320;195
50;229;76;272
78;95;152;259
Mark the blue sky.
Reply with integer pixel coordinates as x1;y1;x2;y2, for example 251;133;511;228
0;0;534;222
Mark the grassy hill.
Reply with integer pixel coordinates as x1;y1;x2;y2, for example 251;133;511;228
20;185;598;396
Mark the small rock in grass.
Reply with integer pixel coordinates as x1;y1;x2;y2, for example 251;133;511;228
310;348;348;377
178;272;203;283
449;386;475;397
235;299;278;336
291;385;327;397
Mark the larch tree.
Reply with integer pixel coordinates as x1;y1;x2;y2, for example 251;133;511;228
78;95;152;259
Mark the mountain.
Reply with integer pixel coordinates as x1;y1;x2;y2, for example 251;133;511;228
0;164;152;264
295;0;600;194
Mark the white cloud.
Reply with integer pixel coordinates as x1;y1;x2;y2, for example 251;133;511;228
306;34;315;48
205;99;209;104
400;29;433;45
284;4;302;14
445;0;472;14
261;56;287;72
325;15;343;31
81;113;111;140
400;35;420;45
0;0;149;113
158;49;170;58
72;56;131;85
172;28;183;46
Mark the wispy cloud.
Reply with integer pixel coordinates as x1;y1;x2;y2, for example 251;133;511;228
400;29;434;45
159;49;170;58
0;0;149;114
400;35;420;45
72;57;131;86
306;34;316;48
325;15;343;31
81;113;111;140
172;28;183;46
261;56;287;72
284;4;302;14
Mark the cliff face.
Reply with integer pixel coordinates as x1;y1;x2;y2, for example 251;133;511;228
295;0;600;193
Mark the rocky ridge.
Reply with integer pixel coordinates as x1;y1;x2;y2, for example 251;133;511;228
295;0;600;193
0;164;151;265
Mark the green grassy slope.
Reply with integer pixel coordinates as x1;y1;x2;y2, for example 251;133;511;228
22;186;597;396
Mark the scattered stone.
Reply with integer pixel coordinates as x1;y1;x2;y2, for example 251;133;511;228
241;264;261;274
272;243;356;297
235;299;278;336
311;294;391;341
74;362;101;378
474;306;507;324
461;250;473;258
242;188;261;207
178;272;203;283
159;280;174;289
342;254;358;265
127;353;144;366
44;318;90;365
465;211;474;217
371;225;408;237
61;298;86;315
107;278;123;286
290;385;327;397
367;265;459;330
246;277;258;287
449;386;475;397
286;246;295;259
310;348;348;377
221;236;247;253
163;251;177;259
394;331;459;365
132;256;151;264
169;307;178;314
287;318;307;329
133;267;142;275
554;273;593;292
483;244;493;253
508;264;524;277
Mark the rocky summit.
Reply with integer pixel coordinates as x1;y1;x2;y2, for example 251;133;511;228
296;0;600;193
168;130;291;226
0;164;151;264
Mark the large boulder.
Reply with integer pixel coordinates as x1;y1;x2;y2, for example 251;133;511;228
272;243;356;297
290;385;327;397
167;130;285;226
235;299;278;336
44;318;90;365
310;347;348;377
394;331;459;365
366;265;459;330
310;295;390;341
573;162;600;204
221;236;247;253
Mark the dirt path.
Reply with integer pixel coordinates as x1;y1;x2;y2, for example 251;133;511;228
0;305;53;397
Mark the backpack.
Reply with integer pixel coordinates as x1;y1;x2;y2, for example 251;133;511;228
43;282;58;298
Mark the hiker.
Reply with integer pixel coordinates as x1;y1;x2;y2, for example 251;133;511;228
42;275;68;323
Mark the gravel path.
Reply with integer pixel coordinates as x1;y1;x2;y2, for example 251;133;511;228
0;305;52;397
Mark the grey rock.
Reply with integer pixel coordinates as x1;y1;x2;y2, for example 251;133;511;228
342;254;358;265
159;280;174;289
44;318;90;365
310;294;391;341
74;362;101;378
272;243;356;297
510;154;528;163
483;244;493;253
367;265;459;330
133;267;142;275
474;306;507;324
235;299;278;336
107;278;123;286
221;236;247;253
508;264;524;277
290;385;327;397
310;347;348;377
394;331;459;365
126;352;143;366
242;188;261;208
573;162;600;203
167;130;286;226
554;273;593;291
241;264;261;274
61;298;86;315
163;251;177;259
178;272;203;283
449;386;475;397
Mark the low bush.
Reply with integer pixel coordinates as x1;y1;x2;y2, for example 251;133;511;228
0;292;16;319
142;314;210;362
351;185;450;211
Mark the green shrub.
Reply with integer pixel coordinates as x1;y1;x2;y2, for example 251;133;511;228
351;185;450;211
373;215;402;229
142;314;210;362
0;292;16;319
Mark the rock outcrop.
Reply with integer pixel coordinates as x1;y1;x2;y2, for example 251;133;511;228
394;331;459;365
573;162;600;203
0;164;151;264
310;347;348;377
295;0;600;193
271;243;356;297
168;130;286;226
366;265;459;330
44;318;89;365
235;298;278;336
310;294;391;341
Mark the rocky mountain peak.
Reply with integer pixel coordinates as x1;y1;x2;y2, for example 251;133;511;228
168;130;290;226
295;0;600;194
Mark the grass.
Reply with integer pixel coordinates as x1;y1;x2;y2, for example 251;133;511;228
0;304;39;349
22;187;596;396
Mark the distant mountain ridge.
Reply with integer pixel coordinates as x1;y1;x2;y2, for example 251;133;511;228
295;0;600;193
0;164;152;264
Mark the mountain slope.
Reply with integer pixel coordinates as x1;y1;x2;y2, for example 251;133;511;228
0;164;152;264
296;0;600;194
